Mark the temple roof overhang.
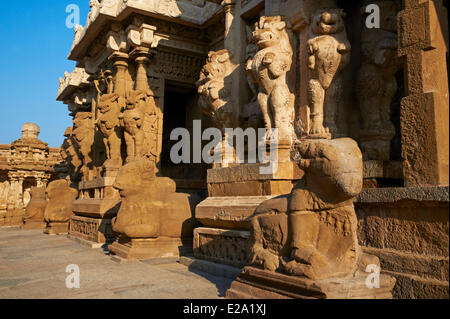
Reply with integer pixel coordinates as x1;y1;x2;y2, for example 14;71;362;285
68;0;223;62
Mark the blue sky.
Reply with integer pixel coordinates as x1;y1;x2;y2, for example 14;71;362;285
0;1;90;147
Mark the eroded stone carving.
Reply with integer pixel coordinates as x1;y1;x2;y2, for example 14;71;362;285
43;180;78;234
357;1;400;160
249;16;295;142
307;9;351;139
72;112;95;180
111;158;197;239
22;187;47;228
121;89;159;164
248;138;378;280
197;49;234;132
97;93;124;167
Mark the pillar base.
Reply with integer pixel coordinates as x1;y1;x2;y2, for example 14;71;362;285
69;215;115;244
44;222;69;235
226;266;396;299
108;236;193;260
21;220;46;230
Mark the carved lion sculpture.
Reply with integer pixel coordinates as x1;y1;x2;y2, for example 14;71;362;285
72;112;94;180
196;49;234;133
248;138;379;280
44;180;78;224
97;93;124;167
23;187;47;224
249;16;295;143
307;9;351;139
112;158;198;240
121;90;146;164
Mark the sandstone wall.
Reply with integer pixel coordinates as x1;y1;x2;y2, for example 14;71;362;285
356;187;449;298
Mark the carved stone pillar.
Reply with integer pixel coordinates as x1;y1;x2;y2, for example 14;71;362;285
110;52;129;98
398;0;449;186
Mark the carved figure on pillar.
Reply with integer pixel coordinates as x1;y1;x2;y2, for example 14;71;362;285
72;112;94;181
307;9;351;139
357;1;400;160
61;126;82;184
249;16;295;143
122;90;146;164
97;93;123;168
197;49;234;133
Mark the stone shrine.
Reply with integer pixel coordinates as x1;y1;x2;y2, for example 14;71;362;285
0;123;65;227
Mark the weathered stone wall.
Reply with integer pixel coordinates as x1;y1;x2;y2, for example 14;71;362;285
356;187;449;298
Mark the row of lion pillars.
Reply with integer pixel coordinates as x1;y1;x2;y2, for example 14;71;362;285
398;0;449;186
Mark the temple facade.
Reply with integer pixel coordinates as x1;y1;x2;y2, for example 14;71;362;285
0;123;65;227
55;0;449;298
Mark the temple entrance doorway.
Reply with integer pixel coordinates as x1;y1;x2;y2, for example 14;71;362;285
160;83;214;197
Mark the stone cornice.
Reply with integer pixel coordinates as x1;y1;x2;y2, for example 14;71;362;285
68;0;222;62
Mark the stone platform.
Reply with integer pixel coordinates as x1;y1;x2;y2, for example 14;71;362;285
226;267;396;299
108;236;193;261
0;228;232;299
44;222;69;235
21;220;46;230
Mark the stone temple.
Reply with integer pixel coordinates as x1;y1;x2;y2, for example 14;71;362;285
1;0;449;299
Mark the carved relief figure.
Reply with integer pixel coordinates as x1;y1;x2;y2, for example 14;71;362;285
60;127;82;183
249;16;295;142
248;138;378;280
121;90;146;164
241;23;264;130
307;9;351;139
72;112;94;180
97;93;123;167
196;49;234;132
111;158;197;240
357;1;400;160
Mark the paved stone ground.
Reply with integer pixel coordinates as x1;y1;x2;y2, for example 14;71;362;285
0;228;232;299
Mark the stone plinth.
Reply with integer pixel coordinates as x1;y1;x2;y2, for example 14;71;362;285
21;220;46;230
69;215;114;243
196;196;275;230
226;267;396;299
69;177;120;245
108;236;193;260
44;222;69;235
193;228;251;268
207;162;304;197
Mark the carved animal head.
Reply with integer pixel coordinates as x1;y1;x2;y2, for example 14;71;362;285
126;90;147;110
122;108;144;135
113;158;157;196
252;16;289;49
310;9;346;35
196;49;233;129
73;112;92;130
98;93;120;113
29;187;46;201
298;138;363;201
45;180;72;201
198;50;231;82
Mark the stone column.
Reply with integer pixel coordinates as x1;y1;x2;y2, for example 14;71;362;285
110;52;129;98
398;0;449;186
